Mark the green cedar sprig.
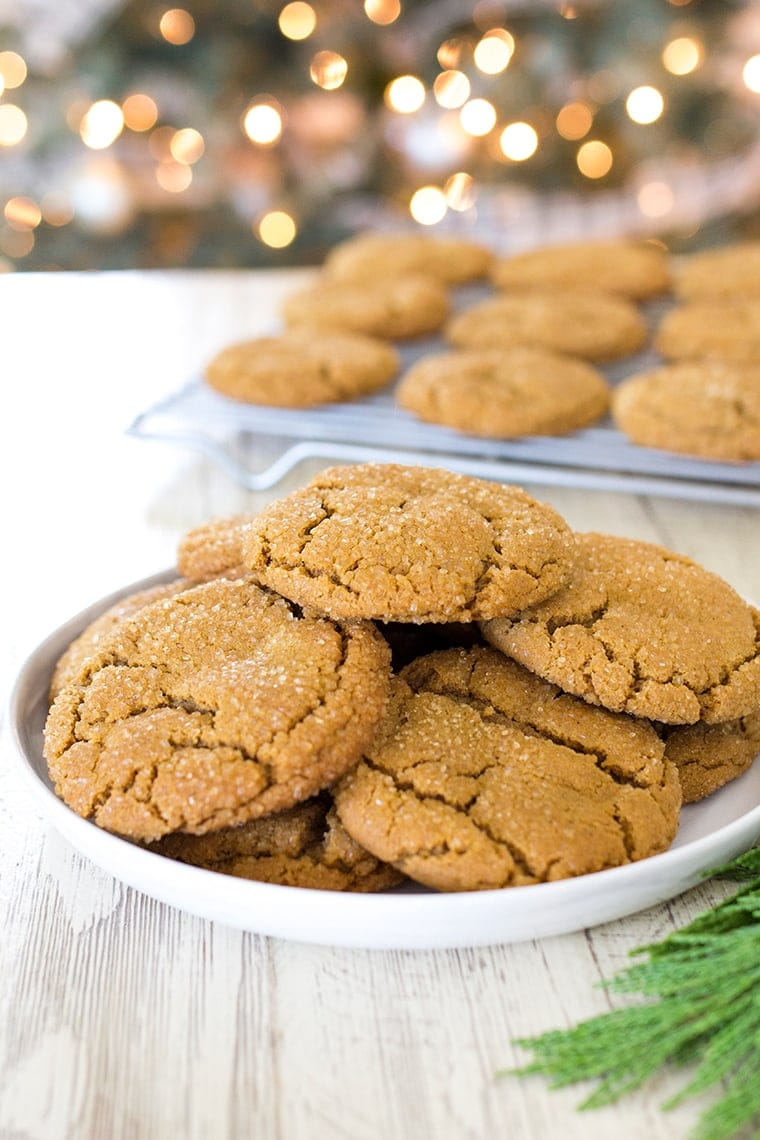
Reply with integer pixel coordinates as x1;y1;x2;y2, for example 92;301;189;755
506;847;760;1140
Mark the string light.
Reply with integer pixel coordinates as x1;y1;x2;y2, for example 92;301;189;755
258;210;297;247
437;39;466;69
433;70;470;109
576;139;613;178
499;121;538;161
626;85;665;124
4;197;41;230
243;102;284;145
0;51;27;88
662;37;703;76
743;55;760;94
459;98;497;137
0;105;27;146
80;101;125;149
310;51;348;90
555;101;593;140
385;76;426;113
122;93;159;131
159;9;195;45
278;3;316;41
444;171;475;211
364;0;401;25
409;185;447;224
473;29;514;75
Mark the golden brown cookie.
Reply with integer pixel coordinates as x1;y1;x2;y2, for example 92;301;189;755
446;290;647;362
50;579;192;701
660;713;760;804
281;274;450;340
333;647;681;892
491;239;671;300
204;330;399;407
654;300;760;361
149;795;404;891
177;514;257;582
612;360;760;461
481;533;760;725
396;347;610;438
674;241;760;300
241;463;577;623
323;231;493;285
44;577;391;843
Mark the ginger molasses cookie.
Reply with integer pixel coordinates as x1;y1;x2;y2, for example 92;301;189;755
205;330;399;407
660;713;760;804
397;347;610;438
44;577;391;843
674;241;760;300
491;239;671;300
333;646;681;892
481;533;760;725
612;360;760;461
655;300;760;361
177;514;254;582
446;290;647;362
281;275;450;340
50;579;191;701
150;795;404;891
323;231;493;285
241;463;576;623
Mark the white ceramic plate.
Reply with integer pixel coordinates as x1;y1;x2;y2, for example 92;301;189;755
10;571;760;950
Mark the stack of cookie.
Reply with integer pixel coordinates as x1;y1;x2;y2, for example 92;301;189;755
43;463;760;893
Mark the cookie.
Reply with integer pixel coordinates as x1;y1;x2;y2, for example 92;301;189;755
396;347;610;438
149;795;404;891
491;239;671;300
177;514;254;582
204;330;399;407
44;577;392;843
446;290;647;362
660;713;760;804
241;463;577;623
612;360;760;461
50;579;191;701
481;533;760;725
323;231;493;285
674;241;760;300
281;274;450;340
333;646;681;892
654;300;760;361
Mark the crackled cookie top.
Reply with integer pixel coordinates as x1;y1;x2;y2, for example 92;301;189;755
655;300;760;361
333;647;681;892
44;577;391;842
50;579;191;701
491;239;671;299
241;463;576;622
481;533;760;725
281;274;450;340
674;241;760;300
612;360;760;461
397;347;610;438
323;231;493;285
177;514;255;582
660;713;760;804
446;290;647;362
149;795;404;891
204;330;399;407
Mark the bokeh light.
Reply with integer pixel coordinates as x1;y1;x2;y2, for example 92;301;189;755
80;100;125;149
743;54;760;94
626;86;665;124
0;52;27;89
156;161;193;192
310;51;348;90
444;171;475;211
122;93;159;131
499;121;538;160
555;101;593;140
40;193;74;227
364;0;401;25
385;76;426;113
159;8;195;45
4;197;42;230
459;98;497;137
473;29;514;75
576;139;613;178
243;102;284;145
637;181;675;217
279;2;317;41
662;37;703;76
0;105;28;147
258;210;297;247
409;185;447;224
433;70;470;109
170;127;205;164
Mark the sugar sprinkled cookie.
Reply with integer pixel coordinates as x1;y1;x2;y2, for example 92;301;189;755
655;300;760;361
333;647;681;892
674;241;760;300
491;239;671;299
446;290;647;362
204;330;399;407
44;577;392;842
177;514;254;582
150;795;404;891
241;463;577;623
481;533;760;725
660;713;760;804
397;346;610;438
612;360;760;461
281;274;450;340
323;231;493;285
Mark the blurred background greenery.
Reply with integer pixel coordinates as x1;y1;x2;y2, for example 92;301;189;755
2;0;760;271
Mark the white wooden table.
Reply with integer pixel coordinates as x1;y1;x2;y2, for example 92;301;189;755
1;269;757;1140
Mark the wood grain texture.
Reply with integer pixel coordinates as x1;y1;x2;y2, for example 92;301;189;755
1;271;757;1140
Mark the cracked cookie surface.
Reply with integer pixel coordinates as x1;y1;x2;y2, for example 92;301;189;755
149;794;404;891
323;231;493;285
177;514;256;582
446;290;647;362
491;239;671;300
281;275;450;340
204;330;399;407
333;646;681;892
660;713;760;803
481;532;760;725
241;463;577;622
44;577;392;843
397;346;610;438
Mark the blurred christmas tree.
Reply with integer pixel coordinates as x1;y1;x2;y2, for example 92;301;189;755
2;0;760;271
